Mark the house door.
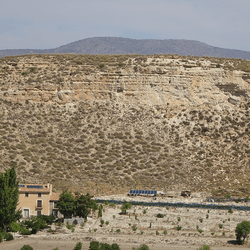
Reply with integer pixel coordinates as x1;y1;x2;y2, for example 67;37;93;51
24;209;29;218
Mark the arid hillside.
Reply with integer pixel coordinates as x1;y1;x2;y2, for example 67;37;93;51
0;53;250;197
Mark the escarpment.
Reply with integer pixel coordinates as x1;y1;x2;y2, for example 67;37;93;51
0;54;250;196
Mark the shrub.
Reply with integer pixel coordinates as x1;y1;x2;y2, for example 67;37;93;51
236;221;250;244
74;242;82;250
19;226;31;235
20;245;33;250
228;208;233;214
178;217;181;222
156;213;164;218
5;232;13;241
176;225;182;231
89;241;121;250
156;230;159;235
219;224;223;229
89;241;100;250
0;233;2;243
66;221;72;230
100;219;104;226
133;244;150;250
197;245;210;250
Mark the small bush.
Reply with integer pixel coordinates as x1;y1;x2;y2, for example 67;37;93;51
0;233;2;243
20;245;33;250
176;225;182;231
219;224;223;229
20;226;31;235
156;230;159;235
133;244;150;250
74;242;82;250
197;245;210;250
89;241;99;250
156;213;164;218
5;232;13;241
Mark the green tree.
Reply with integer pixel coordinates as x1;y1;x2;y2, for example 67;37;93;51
0;167;22;230
57;190;75;218
235;221;250;244
74;193;98;219
121;203;132;214
8;221;20;237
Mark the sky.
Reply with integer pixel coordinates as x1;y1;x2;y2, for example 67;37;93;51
1;0;250;52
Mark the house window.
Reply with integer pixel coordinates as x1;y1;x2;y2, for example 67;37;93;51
54;202;57;208
37;210;41;216
38;193;42;197
25;193;29;197
24;209;29;218
37;200;42;208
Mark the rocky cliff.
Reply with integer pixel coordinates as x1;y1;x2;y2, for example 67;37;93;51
0;54;250;196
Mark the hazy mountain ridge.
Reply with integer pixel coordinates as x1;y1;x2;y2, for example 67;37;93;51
1;37;250;60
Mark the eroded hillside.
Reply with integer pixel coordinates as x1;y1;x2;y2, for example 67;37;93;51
0;54;250;197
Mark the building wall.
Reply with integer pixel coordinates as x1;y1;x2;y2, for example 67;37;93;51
17;192;50;217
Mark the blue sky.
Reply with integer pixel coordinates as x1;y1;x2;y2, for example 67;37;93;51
1;0;250;51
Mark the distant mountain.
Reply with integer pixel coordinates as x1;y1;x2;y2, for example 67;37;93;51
1;37;250;59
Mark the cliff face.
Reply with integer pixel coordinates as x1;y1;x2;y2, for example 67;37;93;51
0;54;250;196
1;56;249;108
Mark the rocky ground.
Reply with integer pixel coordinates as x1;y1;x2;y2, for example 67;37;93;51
2;196;250;250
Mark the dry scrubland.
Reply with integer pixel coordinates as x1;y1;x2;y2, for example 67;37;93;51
3;202;250;249
0;54;250;197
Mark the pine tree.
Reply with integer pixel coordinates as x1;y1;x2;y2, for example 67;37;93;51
0;167;22;230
